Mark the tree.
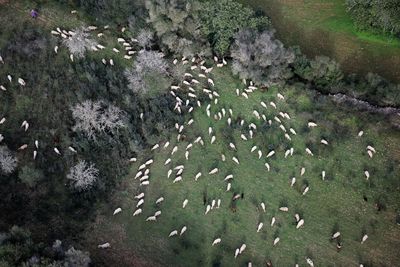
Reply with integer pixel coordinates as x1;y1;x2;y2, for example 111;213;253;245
125;49;170;94
64;247;91;267
0;146;17;175
18;166;43;188
231;29;295;86
199;0;270;55
137;29;155;49
67;160;99;191
62;27;98;58
71;100;126;140
145;0;211;57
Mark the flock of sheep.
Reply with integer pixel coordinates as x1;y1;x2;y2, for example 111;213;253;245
0;18;377;266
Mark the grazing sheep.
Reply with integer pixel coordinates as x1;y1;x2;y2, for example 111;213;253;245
54;147;61;155
224;174;233;181
290;128;297;135
358;131;364;137
364;170;370;180
266;151;275;158
302;186;310;195
151;144;159;150
265;163;270;172
232;156;240;165
180;226;187;236
209;168;219;175
182;199;188;208
305;148;314;156
271;217;276;226
273;237;280;246
133;209;142;216
140;181;149;186
134;193;144;199
98;243;111;249
164;158;171;165
279;207;289;212
239;244;246;254
146;216;157;221
270;102;277;109
205;205;211;215
113;208;122;215
296;219;304;229
257;222;264;232
226;183;232;191
332;232;341;239
195;172;202;181
261;202;266;212
169;230;178;237
234;248;240;258
173;176;182;183
301;167;306;176
156;197;164;204
290;177;296;187
251;146;257;152
306;258;314;267
367;145;376;153
212;238;221;246
322;171;326;180
136;199;144;208
361;234;368;244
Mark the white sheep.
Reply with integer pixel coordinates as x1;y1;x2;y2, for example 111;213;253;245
212;238;221;246
54;147;61;155
173;176;182;183
169;230;178;237
321;139;329;145
164;158;171;165
182;199;188;208
266;150;275;158
209;168;219;175
133;208;142;216
156;197;164;204
301;167;306;176
261;202;266;212
134;193;144;199
290;177;296;187
205;205;211;215
113;208;122;215
361;234;368;244
265;163;270;172
226;183;231;191
257;222;263;232
364;170;370;180
332;232;341;239
308;122;317;127
296;219;304;229
232;156;240;165
305;148;314;156
98;243;111;249
229;143;236;150
271;217;276;226
302;186;310;195
273;237;280;246
146;216;157;222
279;207;289;212
180;226;187;236
239;243;246;254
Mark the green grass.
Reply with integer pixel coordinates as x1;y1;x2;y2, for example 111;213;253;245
88;63;400;266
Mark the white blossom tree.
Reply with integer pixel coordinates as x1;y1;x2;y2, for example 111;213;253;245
136;29;154;48
71;100;125;140
62;27;98;58
67;160;99;191
0;146;17;175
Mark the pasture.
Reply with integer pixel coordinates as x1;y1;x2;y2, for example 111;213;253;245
86;62;400;266
238;0;400;83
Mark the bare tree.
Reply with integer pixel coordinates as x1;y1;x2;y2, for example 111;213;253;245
125;49;169;93
67;160;99;191
71;100;125;140
64;246;91;267
231;29;295;86
137;29;154;48
0;146;17;175
62;27;98;58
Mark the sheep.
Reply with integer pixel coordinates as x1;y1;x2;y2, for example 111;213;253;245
101;58;107;65
367;145;376;153
70;54;74;62
364;170;370;180
205;205;211;215
321;139;329;145
113;208;122;215
234;248;240;259
306;258;314;267
171;146;178;155
361;234;368;244
266;150;275;158
207;78;214;86
145;159;154;165
261;101;267;109
156;197;164;204
273;237;280;246
211;199;216;209
322;171;326;180
208;127;213;135
109;59;114;65
227;117;232;125
195;172;202;181
217;199;221;208
285;133;292;141
253;110;260;119
133;208;142;216
296;219;305;229
136;199;144;208
211;135;216;144
226;183;231;191
7;75;12;82
290;177;296;187
185;151;190;160
265;163;270;172
242;92;249;99
285;149;290;158
18;144;28;150
182;199;188;208
232;156;240;165
146;216;157;222
270;101;277;109
169;230;178;237
224;174;233;181
279;207;289;212
140;181;149;186
239;244;246;254
257;222;263;232
180;226;187;236
134;193;144;199
274;116;281;124
251;146;257;152
164;141;170;148
176;168;183;176
279;124;287;132
68;146;77;153
305;148;314;156
308;122;317;127
295;214;300;222
212;238;221;246
277;93;285;100
258;150;263;159
33;151;37;160
261;202;266;212
0;117;5;124
229;143;236;150
358;131;364;137
271;217;276;226
367;150;373;158
98;243;111;249
138;164;146;170
151;144;159;151
54;147;61;155
18;78;26;86
173;176;182;183
97;44;105;49
0;85;6;91
301;167;306;176
209;168;219;175
241;134;248;141
302;186;310;195
332;232;341;239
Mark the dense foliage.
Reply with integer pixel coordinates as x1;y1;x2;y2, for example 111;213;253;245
346;0;400;37
199;0;270;55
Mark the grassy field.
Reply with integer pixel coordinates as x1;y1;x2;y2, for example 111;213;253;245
85;63;400;266
237;0;400;83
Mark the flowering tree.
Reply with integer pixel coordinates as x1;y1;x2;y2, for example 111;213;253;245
62;27;98;58
71;100;126;140
0;146;17;175
67;160;99;191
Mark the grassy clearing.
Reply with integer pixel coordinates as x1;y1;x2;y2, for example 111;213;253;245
237;0;400;82
87;63;400;266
